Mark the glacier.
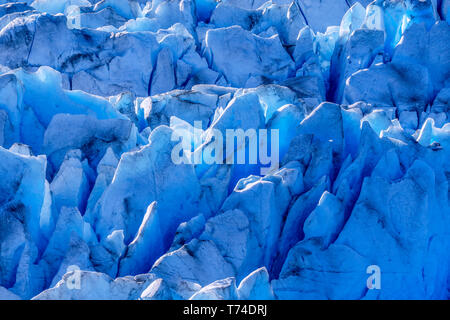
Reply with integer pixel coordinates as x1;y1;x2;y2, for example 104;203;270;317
0;0;448;300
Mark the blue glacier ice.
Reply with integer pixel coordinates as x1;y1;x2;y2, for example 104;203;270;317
0;0;448;300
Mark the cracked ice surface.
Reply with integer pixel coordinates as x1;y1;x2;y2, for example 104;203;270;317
0;0;449;300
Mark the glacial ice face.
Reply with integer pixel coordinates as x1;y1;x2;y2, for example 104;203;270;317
204;25;295;88
0;0;448;300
